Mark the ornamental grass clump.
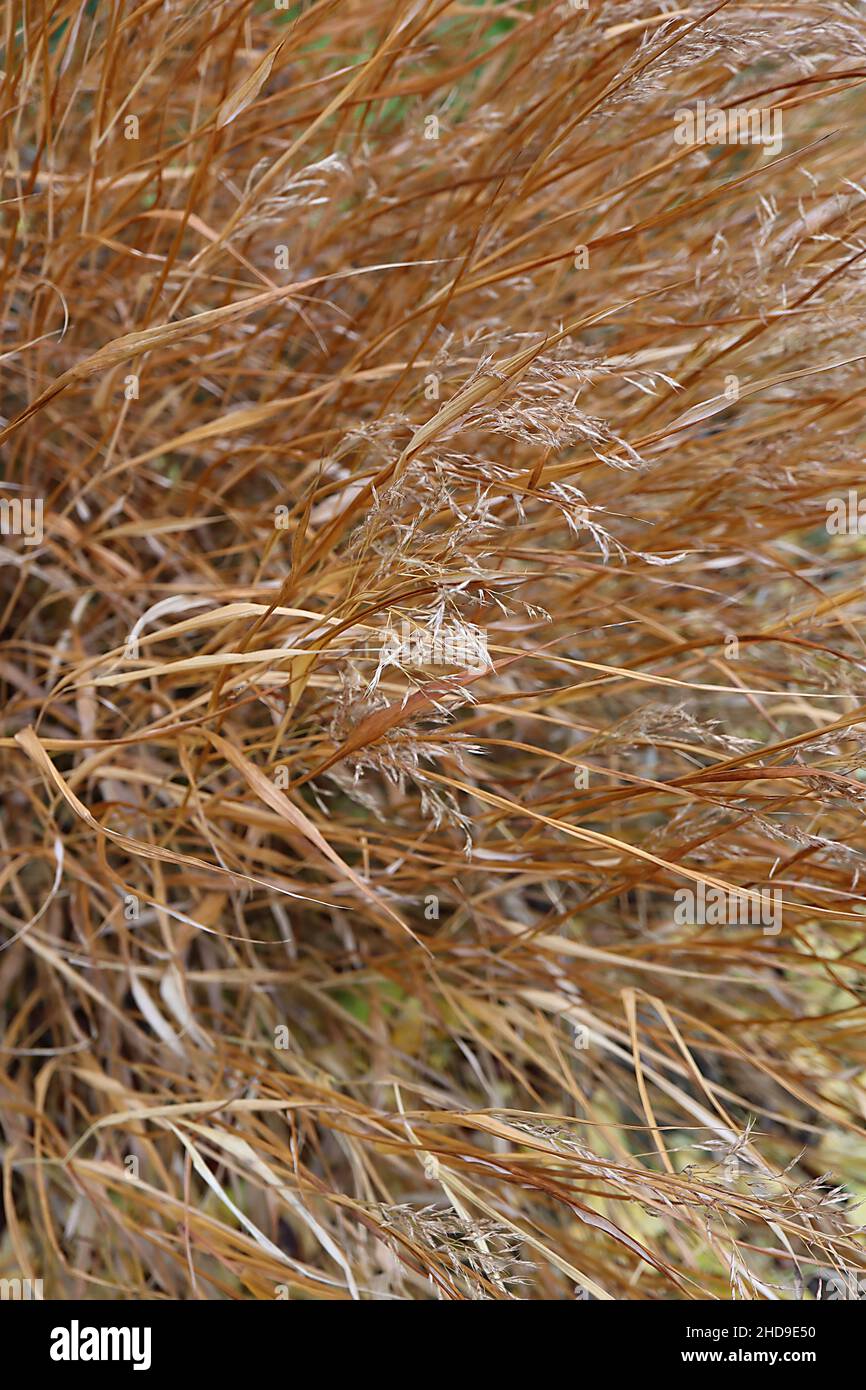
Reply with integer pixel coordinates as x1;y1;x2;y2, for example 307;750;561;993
1;0;866;1300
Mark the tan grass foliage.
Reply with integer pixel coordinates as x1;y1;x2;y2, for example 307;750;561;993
1;0;866;1300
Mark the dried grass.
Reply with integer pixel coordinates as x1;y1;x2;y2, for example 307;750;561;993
2;0;866;1300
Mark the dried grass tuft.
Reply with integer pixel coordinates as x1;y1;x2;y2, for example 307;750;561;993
2;0;866;1300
